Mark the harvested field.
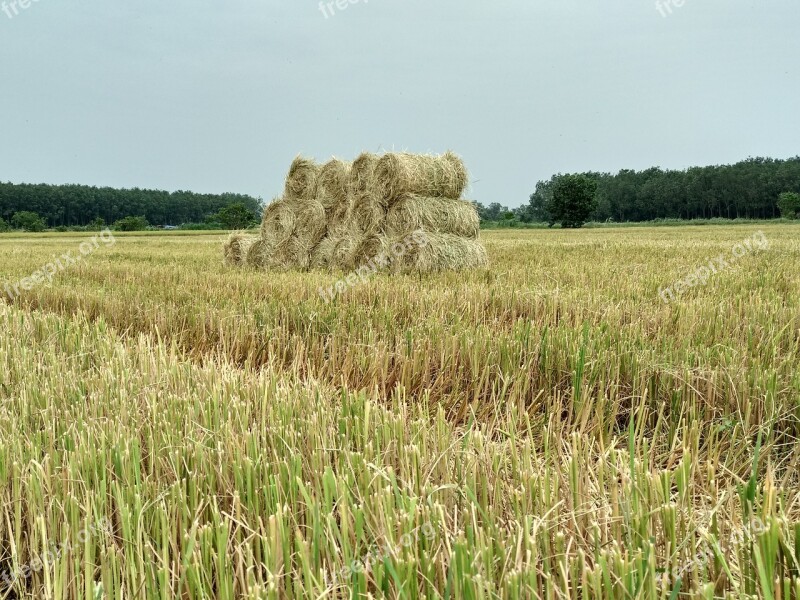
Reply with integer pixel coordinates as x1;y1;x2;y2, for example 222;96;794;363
2;225;799;598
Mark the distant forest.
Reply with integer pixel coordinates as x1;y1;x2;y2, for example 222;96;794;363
479;156;800;224
0;182;262;227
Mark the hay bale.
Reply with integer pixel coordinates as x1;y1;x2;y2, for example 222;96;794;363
348;152;380;195
317;158;352;211
274;237;312;272
284;156;321;200
350;233;391;270
327;196;353;237
245;238;273;269
330;231;363;272
245;236;309;272
310;235;339;270
393;231;488;274
260;197;296;246
223;232;258;267
351;192;387;236
375;151;468;203
291;198;328;250
385;195;480;239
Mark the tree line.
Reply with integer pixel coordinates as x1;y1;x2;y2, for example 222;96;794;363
0;182;262;228
477;156;800;225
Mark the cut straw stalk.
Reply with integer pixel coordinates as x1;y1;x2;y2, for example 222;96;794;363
375;151;468;203
385;194;480;239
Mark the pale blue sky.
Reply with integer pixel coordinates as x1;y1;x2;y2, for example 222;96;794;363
1;0;798;206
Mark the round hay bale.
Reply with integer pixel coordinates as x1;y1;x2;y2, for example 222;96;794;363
327;196;353;237
284;156;321;200
393;231;488;274
223;232;258;267
245;238;274;270
330;230;363;272
310;235;339;271
317;158;352;210
291;198;328;249
273;237;312;272
350;234;391;270
260;197;296;245
348;152;380;195
375;151;468;203
352;192;387;236
385;195;480;239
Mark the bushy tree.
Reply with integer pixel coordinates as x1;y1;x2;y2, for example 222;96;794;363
89;217;106;230
777;192;800;219
11;211;46;232
209;203;258;229
113;216;149;231
547;175;598;228
528;179;555;223
0;217;8;232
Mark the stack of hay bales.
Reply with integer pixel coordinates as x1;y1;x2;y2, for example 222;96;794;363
224;151;488;273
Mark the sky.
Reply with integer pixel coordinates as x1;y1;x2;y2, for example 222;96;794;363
1;0;798;208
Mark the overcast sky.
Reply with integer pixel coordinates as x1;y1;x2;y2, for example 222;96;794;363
1;0;798;207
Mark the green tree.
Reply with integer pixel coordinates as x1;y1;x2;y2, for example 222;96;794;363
210;203;258;229
0;181;261;227
528;179;555;223
11;211;47;232
113;216;149;231
89;217;106;230
476;202;509;223
777;192;800;219
0;217;8;232
547;175;598;228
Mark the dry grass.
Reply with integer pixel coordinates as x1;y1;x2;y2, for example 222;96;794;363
3;225;798;598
